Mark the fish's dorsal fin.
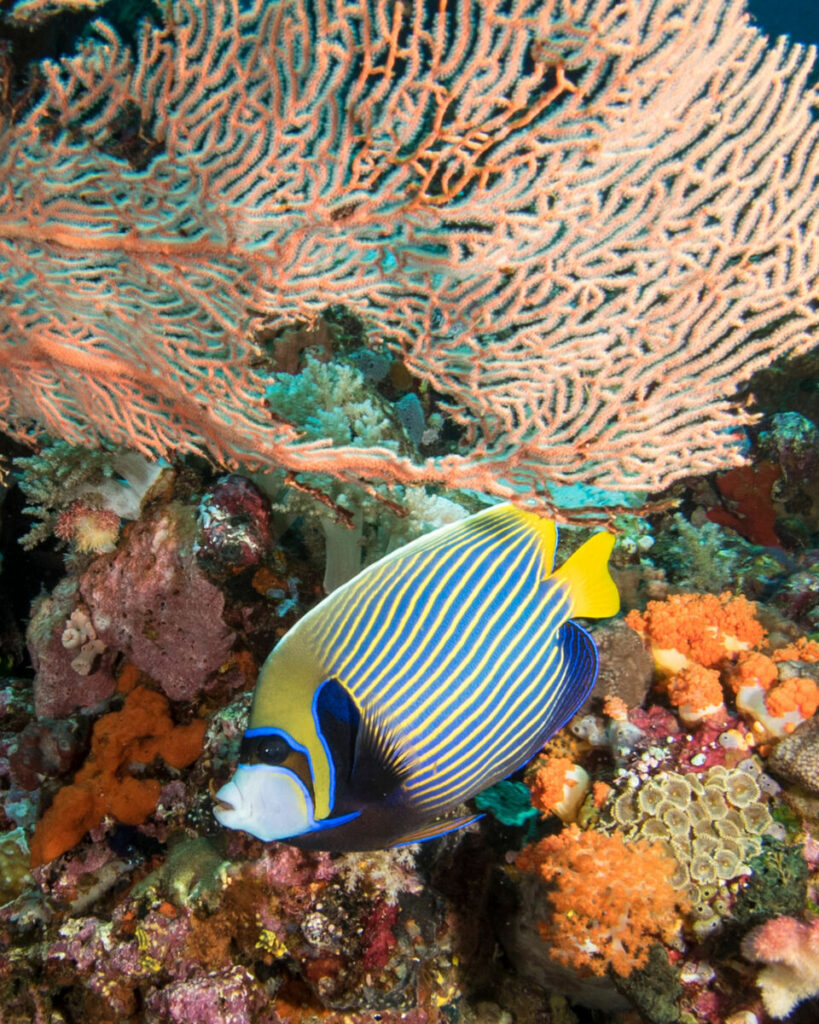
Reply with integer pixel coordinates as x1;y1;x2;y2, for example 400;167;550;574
550;530;619;619
389;812;484;847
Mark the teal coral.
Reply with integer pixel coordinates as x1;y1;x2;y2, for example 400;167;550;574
474;780;539;828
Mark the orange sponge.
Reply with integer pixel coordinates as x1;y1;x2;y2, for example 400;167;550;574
30;685;206;866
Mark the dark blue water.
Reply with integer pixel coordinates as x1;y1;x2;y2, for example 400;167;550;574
747;0;819;46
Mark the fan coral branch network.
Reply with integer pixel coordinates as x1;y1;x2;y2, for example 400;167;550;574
0;0;817;512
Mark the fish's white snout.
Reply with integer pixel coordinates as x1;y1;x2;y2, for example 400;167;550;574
213;765;313;842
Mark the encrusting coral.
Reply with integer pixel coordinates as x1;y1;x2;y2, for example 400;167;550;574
515;823;687;978
29;685;206;866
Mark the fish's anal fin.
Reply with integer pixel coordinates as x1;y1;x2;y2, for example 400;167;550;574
390;813;484;848
550;530;619;619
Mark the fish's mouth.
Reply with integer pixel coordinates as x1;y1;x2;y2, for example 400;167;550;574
209;777;235;812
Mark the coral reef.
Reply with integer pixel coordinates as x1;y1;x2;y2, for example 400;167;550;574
4;423;819;1023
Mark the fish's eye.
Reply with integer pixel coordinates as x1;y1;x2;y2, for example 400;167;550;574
240;732;292;765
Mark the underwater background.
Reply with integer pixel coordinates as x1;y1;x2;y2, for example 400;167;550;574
1;1;819;1023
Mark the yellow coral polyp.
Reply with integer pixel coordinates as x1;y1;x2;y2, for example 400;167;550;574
715;815;742;839
741;803;773;833
725;771;761;808
690;854;718;884
613;791;639;828
661;805;690;837
637;781;664;816
662;773;693;809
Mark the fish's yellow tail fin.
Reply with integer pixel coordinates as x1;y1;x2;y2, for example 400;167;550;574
551;531;619;619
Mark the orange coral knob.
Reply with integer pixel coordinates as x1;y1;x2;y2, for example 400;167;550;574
30;686;206;867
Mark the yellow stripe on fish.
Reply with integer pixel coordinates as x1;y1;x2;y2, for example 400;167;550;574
213;504;619;850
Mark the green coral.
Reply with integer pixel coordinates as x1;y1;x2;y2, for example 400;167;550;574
732;836;809;928
0;828;32;907
612;943;682;1024
132;835;229;910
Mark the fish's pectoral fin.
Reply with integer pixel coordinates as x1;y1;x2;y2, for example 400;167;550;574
350;709;415;804
550;530;619;619
390;813;484;848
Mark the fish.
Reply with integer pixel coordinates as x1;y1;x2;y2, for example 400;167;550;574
213;503;619;849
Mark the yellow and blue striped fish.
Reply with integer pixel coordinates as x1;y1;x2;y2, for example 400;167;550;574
213;503;619;849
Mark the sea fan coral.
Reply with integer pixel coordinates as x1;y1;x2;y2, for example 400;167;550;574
515;824;686;978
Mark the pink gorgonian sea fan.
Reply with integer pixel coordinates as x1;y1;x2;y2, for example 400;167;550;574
1;0;817;518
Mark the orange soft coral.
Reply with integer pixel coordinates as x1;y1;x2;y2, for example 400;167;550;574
516;824;686;978
626;592;765;675
765;677;819;723
665;664;725;725
773;638;819;663
30;685;206;866
528;757;589;822
726;651;779;694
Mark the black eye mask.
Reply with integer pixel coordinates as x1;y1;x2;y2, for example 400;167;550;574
240;732;292;766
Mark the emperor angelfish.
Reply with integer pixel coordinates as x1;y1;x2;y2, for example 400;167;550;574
213;504;619;849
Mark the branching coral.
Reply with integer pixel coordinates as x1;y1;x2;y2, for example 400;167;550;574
30;686;206;866
515;824;687;978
